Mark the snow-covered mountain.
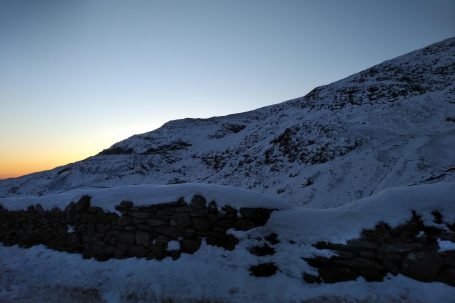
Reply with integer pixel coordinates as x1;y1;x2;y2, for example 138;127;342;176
1;37;454;208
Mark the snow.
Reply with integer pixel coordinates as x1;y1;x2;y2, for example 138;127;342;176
167;241;180;251
438;239;455;252
0;38;454;302
0;39;454;209
0;183;289;213
268;182;455;243
1;182;454;302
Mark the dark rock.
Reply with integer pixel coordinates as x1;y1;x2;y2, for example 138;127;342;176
334;257;385;271
128;245;147;258
265;233;279;245
248;244;275;256
64;202;77;222
206;235;239;250
154;226;181;239
117;232;135;245
124;226;136;232
115;201;134;212
303;273;321;284
146;218;167;226
380;258;400;275
154;235;170;246
239;208;273;225
75;196;91;213
136;224;153;232
378;242;423;254
169;250;181;260
249;263;278;277
180;239;201;254
192;217;211;230
235;219;256;231
207;201;218;214
135;231;150;247
401;251;443;282
117;217;132;226
127;212;151;219
191;195;207;209
319;265;358;283
170;213;192;228
436;268;455;286
221;205;238;218
346;239;378;250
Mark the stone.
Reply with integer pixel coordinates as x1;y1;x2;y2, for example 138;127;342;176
221;205;238;218
146;218;167;226
170;213;192;228
264;233;279;245
205;234;236;250
64;202;77;222
135;231;150;247
401;251;443;282
137;224;153;232
124;226;137;232
117;217;132;226
191;195;207;209
334;257;384;271
128;245;147;258
248;244;275;256
436;268;455;286
303;273;321;284
127;212;151;219
169;250;181;260
75;195;91;213
117;232;135;245
155;226;181;239
381;258;400;275
192;217;211;230
249;263;278;277
235;219;256;231
116;201;134;211
180;239;201;254
239;208;272;225
378;242;423;254
154;235;169;246
345;239;378;250
359;250;376;258
319;264;358;283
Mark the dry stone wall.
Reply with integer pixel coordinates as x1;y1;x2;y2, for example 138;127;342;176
0;195;274;261
304;211;455;286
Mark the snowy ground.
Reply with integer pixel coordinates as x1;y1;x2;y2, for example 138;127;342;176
1;182;454;303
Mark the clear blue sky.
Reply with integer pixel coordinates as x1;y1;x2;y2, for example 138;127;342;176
0;0;454;178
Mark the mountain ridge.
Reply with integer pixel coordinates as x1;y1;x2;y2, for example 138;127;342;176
1;37;454;208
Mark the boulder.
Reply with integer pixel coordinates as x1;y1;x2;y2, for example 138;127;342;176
75;195;91;213
191;195;207;209
180;239;201;254
319;264;358;283
401;251;443;282
249;263;278;277
135;231;150;247
170;213;192;228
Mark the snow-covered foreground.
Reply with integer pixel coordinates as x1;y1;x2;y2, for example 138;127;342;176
1;182;454;303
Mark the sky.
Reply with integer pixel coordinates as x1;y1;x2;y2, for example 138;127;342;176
0;0;454;179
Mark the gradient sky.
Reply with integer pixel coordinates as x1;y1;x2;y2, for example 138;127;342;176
1;0;454;179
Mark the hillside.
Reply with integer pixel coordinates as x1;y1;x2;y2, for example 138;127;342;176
0;37;454;208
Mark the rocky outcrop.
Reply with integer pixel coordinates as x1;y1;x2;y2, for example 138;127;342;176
0;195;275;261
304;211;455;286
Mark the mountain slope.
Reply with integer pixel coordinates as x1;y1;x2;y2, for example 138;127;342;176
1;37;454;207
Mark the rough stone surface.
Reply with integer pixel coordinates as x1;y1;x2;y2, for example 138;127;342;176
0;194;275;262
249;263;278;277
304;213;455;287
